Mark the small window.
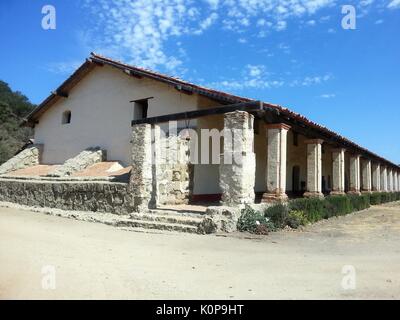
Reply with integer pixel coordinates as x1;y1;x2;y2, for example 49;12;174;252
134;99;148;120
62;110;71;124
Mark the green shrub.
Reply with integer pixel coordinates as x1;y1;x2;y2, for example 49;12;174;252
264;203;288;228
370;192;382;205
287;210;309;228
237;206;276;234
237;191;399;234
324;195;352;217
289;197;325;222
381;192;389;203
347;194;370;211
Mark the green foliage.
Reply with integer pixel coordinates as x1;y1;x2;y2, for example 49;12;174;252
347;194;370;211
287;210;309;228
370;192;382;205
289;197;325;222
0;81;35;164
238;192;400;234
264;203;288;228
237;206;276;234
289;194;370;225
380;192;389;203
324;195;352;217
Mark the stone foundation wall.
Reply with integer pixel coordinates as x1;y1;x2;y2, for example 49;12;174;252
0;144;43;175
0;178;133;214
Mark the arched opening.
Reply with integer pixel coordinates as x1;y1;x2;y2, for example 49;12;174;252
62;110;71;124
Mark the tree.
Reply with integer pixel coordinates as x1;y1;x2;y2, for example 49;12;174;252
0;82;35;164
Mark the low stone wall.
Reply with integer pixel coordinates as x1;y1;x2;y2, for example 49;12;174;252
0;178;133;214
50;147;106;177
0;144;43;175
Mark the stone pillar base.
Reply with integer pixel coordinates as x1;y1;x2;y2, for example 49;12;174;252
330;191;346;196
361;190;372;194
303;191;324;199
261;192;288;203
347;191;361;196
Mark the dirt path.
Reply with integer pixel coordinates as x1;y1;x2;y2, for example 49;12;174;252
1;202;400;299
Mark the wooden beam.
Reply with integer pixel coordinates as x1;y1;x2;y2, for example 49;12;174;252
131;101;263;126
175;84;193;95
52;90;68;98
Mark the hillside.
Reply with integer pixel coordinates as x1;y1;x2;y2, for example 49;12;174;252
0;80;35;164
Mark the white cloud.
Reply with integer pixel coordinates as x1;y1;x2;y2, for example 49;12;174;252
205;0;220;10
320;93;336;98
291;74;332;87
83;0;206;73
208;64;284;90
247;64;264;77
275;20;287;31
388;0;400;9
360;0;374;6
81;0;392;74
196;12;219;34
375;19;384;24
45;61;82;75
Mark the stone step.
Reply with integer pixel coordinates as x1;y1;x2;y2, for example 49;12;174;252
148;208;206;218
130;212;204;227
114;218;200;234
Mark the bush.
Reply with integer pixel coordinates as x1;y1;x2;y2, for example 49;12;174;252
289;197;325;222
380;192;389;203
237;192;399;234
287;210;308;228
324;195;352;217
347;194;370;211
264;203;288;228
370;192;382;205
237;206;276;234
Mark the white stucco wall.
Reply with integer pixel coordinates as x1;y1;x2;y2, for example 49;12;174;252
34;65;199;166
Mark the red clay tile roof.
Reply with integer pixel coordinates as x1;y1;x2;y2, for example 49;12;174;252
23;53;399;169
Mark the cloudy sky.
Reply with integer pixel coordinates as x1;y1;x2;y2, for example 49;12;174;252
0;0;399;163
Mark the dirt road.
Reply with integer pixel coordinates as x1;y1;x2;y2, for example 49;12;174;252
1;202;400;299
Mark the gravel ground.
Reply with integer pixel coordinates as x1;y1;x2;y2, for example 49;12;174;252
0;202;399;299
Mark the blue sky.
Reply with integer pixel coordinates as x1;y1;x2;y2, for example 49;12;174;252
0;0;399;163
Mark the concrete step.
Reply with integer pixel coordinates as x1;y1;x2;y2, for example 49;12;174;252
130;212;204;227
114;218;200;234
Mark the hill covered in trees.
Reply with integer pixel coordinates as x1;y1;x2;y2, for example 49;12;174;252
0;80;35;164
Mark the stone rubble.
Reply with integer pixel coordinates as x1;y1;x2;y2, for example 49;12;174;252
0;144;43;175
50;147;106;177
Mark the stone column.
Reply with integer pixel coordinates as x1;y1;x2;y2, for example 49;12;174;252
381;166;388;192
389;169;393;192
348;154;361;195
361;159;372;193
130;124;154;212
330;148;346;195
397;171;400;191
372;163;381;192
304;139;324;198
220;111;255;206
394;171;398;191
262;123;290;202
